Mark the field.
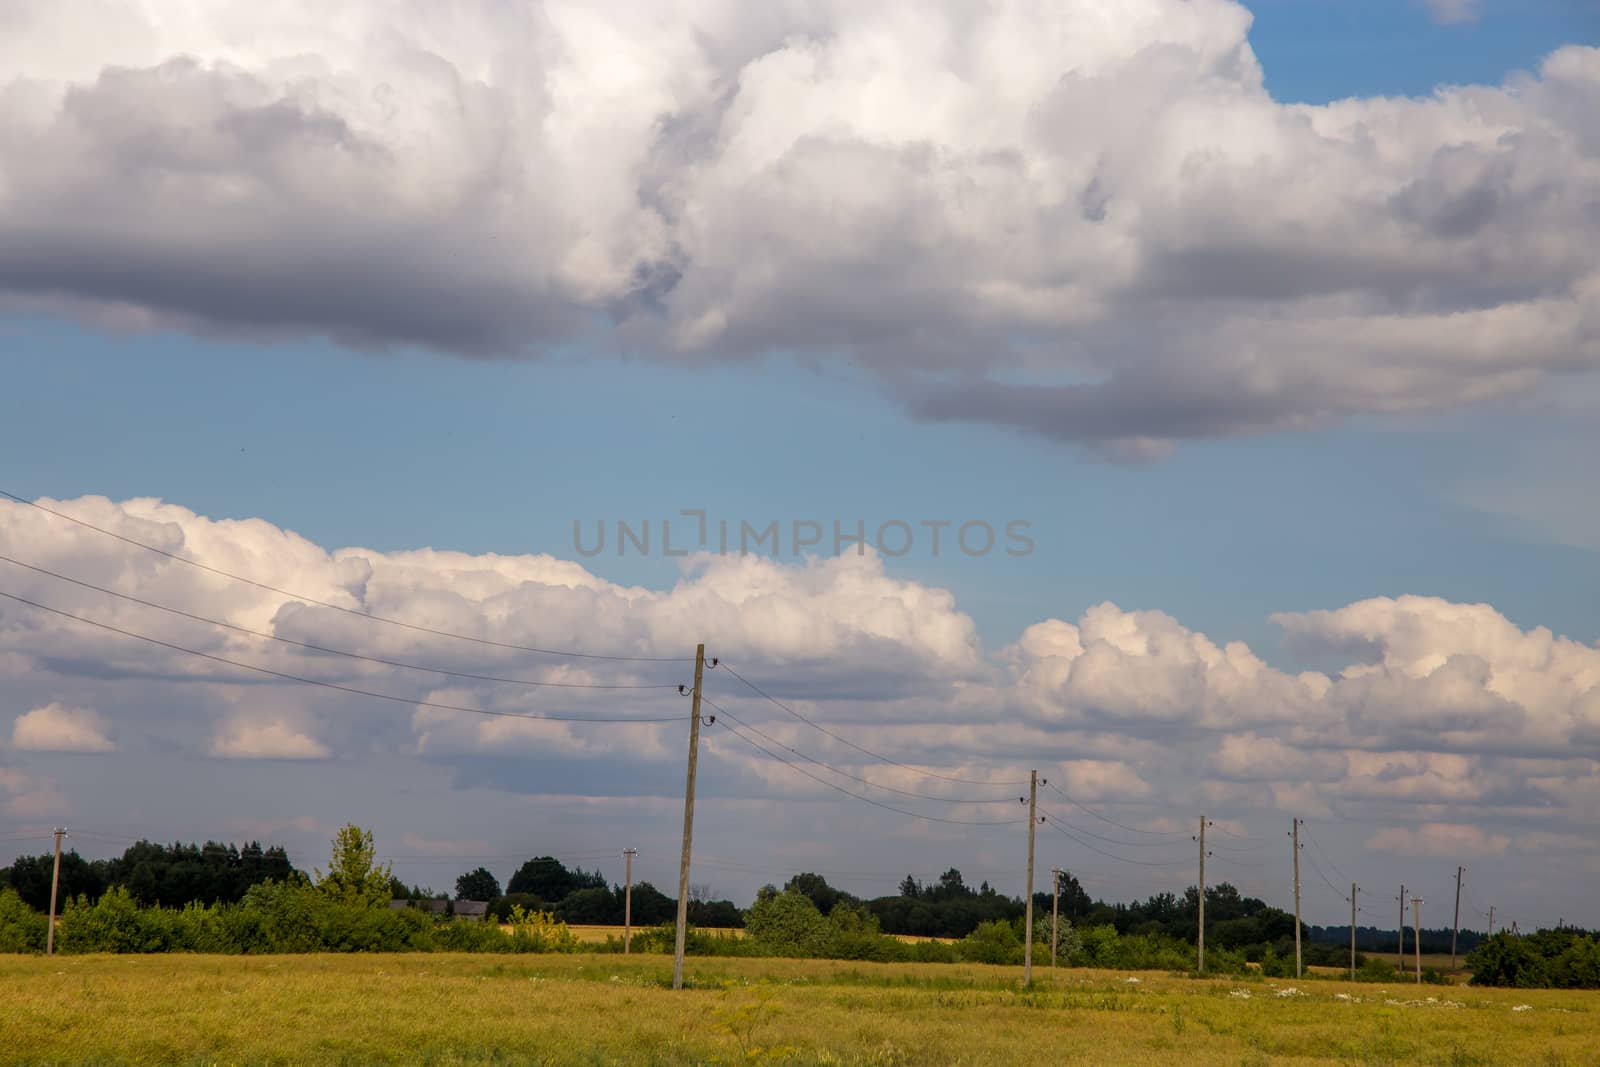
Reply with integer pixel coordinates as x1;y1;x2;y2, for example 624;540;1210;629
3;955;1596;1066
560;924;745;944
560;925;954;946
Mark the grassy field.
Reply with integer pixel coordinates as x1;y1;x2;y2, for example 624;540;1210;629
561;925;954;946
561;924;745;944
2;953;1594;1066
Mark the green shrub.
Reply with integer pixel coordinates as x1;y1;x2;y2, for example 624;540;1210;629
958;919;1023;965
0;888;46;953
745;890;829;956
1469;933;1553;988
504;905;581;953
487;893;545;923
1077;924;1121;967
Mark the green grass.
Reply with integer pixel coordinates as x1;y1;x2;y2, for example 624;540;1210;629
1;953;1595;1066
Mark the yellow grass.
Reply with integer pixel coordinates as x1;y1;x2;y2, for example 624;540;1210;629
560;923;744;943
555;924;954;946
1;952;1593;1066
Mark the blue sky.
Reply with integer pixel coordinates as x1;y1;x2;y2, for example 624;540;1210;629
1;0;1598;926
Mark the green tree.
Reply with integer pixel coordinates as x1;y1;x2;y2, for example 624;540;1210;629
454;867;501;901
507;856;575;901
314;824;391;908
784;872;856;915
745;890;828;956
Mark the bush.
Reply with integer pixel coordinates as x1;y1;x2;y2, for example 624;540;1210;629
60;887;164;953
1353;956;1397;982
487;893;545;923
1077;924;1121;967
0;888;47;953
504;905;581;953
1032;916;1082;964
745;890;829;957
1468;933;1553;988
958;919;1022;965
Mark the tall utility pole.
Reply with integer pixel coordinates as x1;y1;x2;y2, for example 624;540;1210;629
1022;769;1038;987
1196;815;1207;974
622;847;638;955
672;643;707;991
1350;883;1358;981
1396;885;1406;968
1412;897;1424;984
1291;817;1303;979
46;827;65;956
1451;866;1463;971
1050;868;1064;970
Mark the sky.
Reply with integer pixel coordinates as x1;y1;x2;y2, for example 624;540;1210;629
1;0;1598;932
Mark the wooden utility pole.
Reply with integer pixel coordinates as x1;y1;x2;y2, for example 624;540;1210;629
1050;867;1064;970
1022;769;1038;987
1412;897;1424;984
1350;882;1358;981
1396;885;1406;968
1451;866;1463;971
623;847;638;955
1291;817;1303;979
672;643;707;991
1197;815;1207;974
46;827;65;956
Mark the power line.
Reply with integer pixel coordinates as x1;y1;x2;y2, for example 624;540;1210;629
1301;823;1354;885
0;588;682;725
716;661;1029;787
0;489;685;663
1301;849;1351;902
0;553;681;690
1034;811;1199;851
1038;810;1193;868
708;715;1024;827
706;700;1014;805
1040;780;1188;838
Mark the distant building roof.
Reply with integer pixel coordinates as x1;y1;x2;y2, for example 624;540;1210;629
454;900;489;919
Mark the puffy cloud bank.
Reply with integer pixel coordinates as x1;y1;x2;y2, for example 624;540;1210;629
1;2;1597;453
2;495;1597;864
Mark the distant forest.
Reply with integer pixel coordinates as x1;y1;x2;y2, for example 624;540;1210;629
1;840;1498;958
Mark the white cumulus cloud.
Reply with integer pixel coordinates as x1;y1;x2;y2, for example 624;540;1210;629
209;720;331;761
11;702;116;753
0;3;1594;452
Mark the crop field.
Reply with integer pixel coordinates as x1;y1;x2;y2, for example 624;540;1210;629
560;925;955;947
2;954;1595;1067
559;924;745;944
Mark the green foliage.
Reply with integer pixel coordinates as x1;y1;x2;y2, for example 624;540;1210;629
958;919;1023;965
554;885;617;924
314;824;392;908
1469;933;1553;988
0;887;48;952
784;872;858;916
1032;915;1083;964
745;890;830;956
504;905;581;953
506;856;605;901
1078;923;1122;967
4;850;105;912
454;867;501;902
1259;945;1291;977
11;877;590;956
487;892;545;923
5;840;298;913
1355;956;1398;982
1468;930;1600;989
